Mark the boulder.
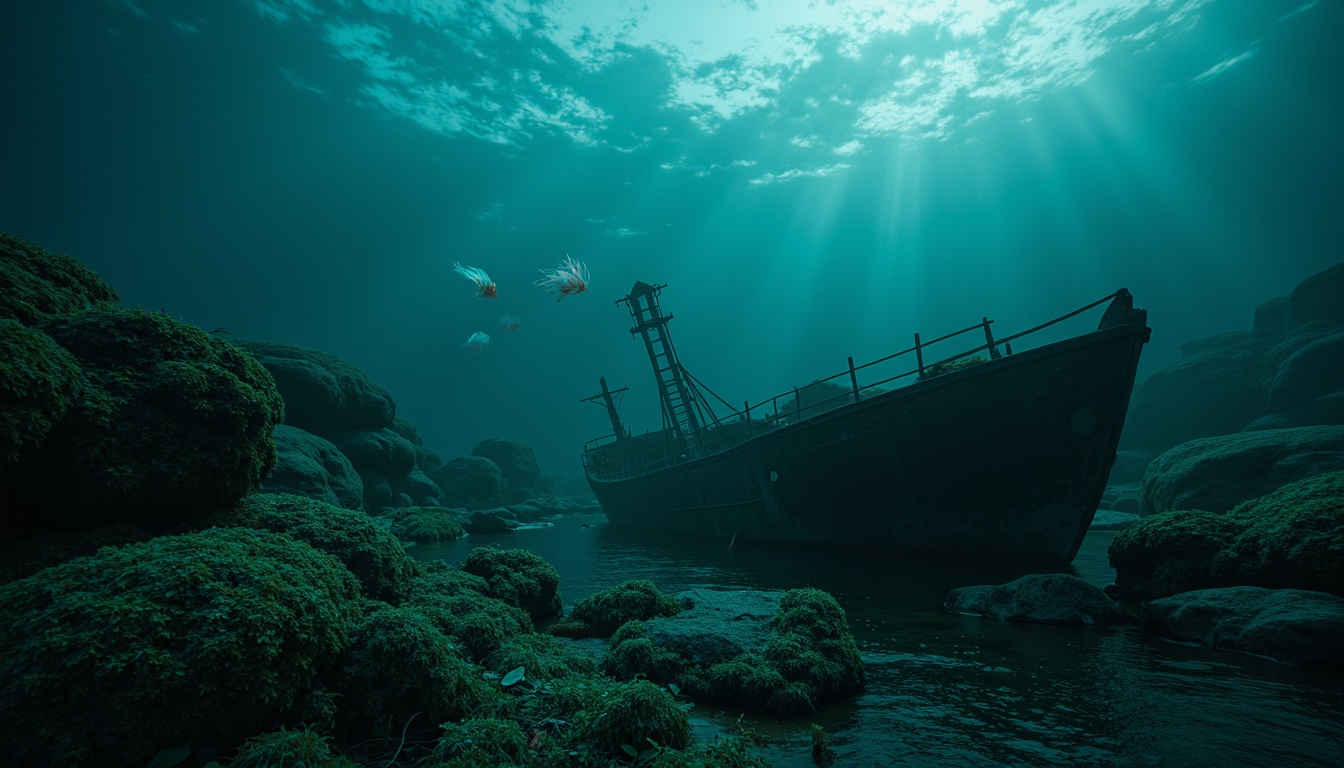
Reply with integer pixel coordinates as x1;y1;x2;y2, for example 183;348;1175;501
234;339;395;434
1;307;284;534
260;424;364;510
1121;348;1267;452
471;438;541;493
327;428;417;483
1243;391;1344;432
1266;331;1344;412
435;455;505;509
642;588;780;665
1141;587;1344;670
396;468;442;506
1110;471;1344;602
945;573;1125;625
1284;262;1344;330
1139;426;1344;517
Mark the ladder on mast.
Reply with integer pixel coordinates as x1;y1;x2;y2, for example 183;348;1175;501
617;281;704;452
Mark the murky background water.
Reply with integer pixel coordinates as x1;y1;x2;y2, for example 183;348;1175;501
412;515;1344;767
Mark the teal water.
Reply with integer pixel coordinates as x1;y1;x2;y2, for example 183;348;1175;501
413;516;1344;767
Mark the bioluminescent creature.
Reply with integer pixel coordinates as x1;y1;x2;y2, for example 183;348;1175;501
535;255;589;301
462;331;490;353
500;313;522;331
453;262;497;299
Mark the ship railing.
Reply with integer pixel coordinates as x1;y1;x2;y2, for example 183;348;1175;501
584;289;1125;482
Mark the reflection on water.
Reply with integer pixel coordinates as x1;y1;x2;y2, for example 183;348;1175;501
412;514;1344;767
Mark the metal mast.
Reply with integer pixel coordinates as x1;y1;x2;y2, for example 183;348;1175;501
617;281;707;449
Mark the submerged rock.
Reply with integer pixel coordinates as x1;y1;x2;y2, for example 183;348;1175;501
1141;587;1344;670
945;573;1126;625
234;339;396;434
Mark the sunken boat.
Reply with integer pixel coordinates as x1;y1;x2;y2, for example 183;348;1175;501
581;281;1150;563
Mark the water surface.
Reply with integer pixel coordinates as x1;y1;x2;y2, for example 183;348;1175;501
413;515;1344;767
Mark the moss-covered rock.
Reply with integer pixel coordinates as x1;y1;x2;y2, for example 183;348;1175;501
461;546;563;621
229;493;421;604
410;559;492;598
408;590;534;662
233;339;396;433
433;455;505;509
381;505;465;543
0;232;119;326
259;424;364;510
331;604;496;733
0;528;362;767
568;579;683;637
1111;471;1344;601
602;620;687;682
606;588;865;716
228;725;358;768
2;307;284;534
584;679;691;758
0;319;84;463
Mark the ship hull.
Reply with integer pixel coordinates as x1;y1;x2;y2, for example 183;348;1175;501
586;322;1148;563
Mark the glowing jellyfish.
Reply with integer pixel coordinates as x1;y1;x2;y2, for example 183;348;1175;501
462;331;490;353
453;262;497;299
534;255;589;301
500;313;522;331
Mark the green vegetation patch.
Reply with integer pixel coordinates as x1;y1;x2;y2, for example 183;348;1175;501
569;578;683;637
331;604;497;734
461;546;563;621
0;232;120;326
227;725;357;768
234;492;421;604
382;505;466;543
1110;470;1344;601
0;527;362;767
0;319;84;463
605;588;865;716
3;306;285;533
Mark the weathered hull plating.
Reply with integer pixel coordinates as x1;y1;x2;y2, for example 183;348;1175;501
586;323;1148;563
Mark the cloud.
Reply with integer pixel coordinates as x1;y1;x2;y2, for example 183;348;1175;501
749;163;852;185
1190;49;1257;84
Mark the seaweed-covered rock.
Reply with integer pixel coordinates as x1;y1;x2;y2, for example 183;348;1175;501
434;455;505;508
1111;471;1344;601
260;424;364;510
380;505;465;543
332;605;495;732
1139;426;1344;517
1141;587;1344;670
605;587;864;716
407;590;534;662
461;546;563;621
429;718;532;767
2;307;284;534
471;438;541;492
0;232;119;326
945;573;1125;625
234;339;395;433
409;560;491;599
232;493;421;604
568;579;684;638
0;528;362;767
0;319;83;463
